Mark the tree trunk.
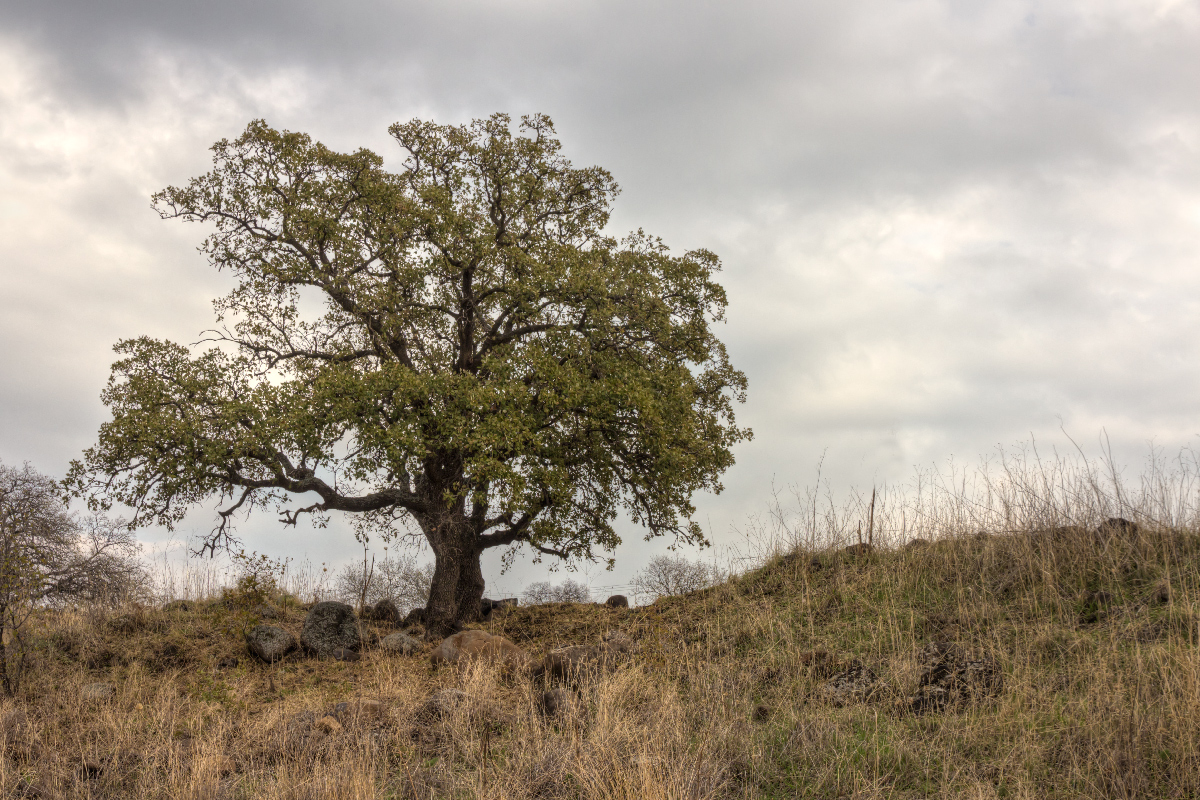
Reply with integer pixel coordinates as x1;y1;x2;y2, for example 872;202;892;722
418;508;485;639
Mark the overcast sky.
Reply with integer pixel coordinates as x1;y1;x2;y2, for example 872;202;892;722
2;0;1198;597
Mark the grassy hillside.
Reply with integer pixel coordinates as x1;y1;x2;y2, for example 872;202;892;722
0;515;1197;799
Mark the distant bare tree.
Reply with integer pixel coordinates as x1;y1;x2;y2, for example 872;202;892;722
0;460;146;693
334;553;433;614
521;579;592;605
632;554;716;603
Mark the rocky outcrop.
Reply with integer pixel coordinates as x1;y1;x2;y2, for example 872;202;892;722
907;642;1002;714
246;625;297;664
300;601;362;659
818;663;885;707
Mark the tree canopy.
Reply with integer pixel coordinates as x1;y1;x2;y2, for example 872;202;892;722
68;113;749;632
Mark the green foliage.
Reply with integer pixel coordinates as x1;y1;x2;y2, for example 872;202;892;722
66;112;749;627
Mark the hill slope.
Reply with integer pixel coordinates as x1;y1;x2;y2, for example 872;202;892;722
1;523;1197;799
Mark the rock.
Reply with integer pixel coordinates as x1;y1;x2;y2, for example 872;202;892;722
843;543;874;559
797;650;840;679
315;715;343;734
333;699;387;725
908;642;1002;714
605;594;629;608
380;631;422;656
1151;582;1172;605
538;688;573;717
1097;517;1139;541
365;599;402;626
818;663;884;707
2;710;39;764
601;629;639;655
208;754;236;777
430;630;530;671
540;631;637;682
246;625;297;664
1080;591;1117;624
480;597;519;619
418;688;467;722
81;682;114;702
300;601;362;659
253;603;280;620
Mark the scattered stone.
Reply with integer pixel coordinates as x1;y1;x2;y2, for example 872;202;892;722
798;650;840;679
818;663;884;707
380;631;422;656
430;630;530;671
605;594;629;608
301;601;362;659
907;642;1002;714
365;599;402;626
81;682;114;702
315;715;343;735
2;710;39;764
331;647;362;662
245;625;297;664
208;754;237;777
217;656;240;670
418;688;467;722
540;630;638;682
538;688;573;718
1080;591;1118;624
107;613;141;634
1151;582;1172;605
752;704;772;722
1097;517;1140;541
843;543;874;559
253;603;280;620
333;699;387;725
480;597;519;619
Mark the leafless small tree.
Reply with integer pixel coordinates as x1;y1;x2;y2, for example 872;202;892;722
521;579;591;605
334;552;433;614
631;554;717;603
0;460;146;694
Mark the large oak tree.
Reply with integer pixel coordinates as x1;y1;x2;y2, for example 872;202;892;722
69;114;750;635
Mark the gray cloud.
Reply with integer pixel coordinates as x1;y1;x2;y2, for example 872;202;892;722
2;0;1198;592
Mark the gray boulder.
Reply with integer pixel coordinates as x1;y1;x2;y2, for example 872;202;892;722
246;625;297;664
379;631;422;656
364;599;402;626
300;601;362;659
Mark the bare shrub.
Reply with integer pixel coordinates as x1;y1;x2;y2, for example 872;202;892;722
334;553;432;614
521;579;592;605
0;460;146;694
632;554;717;603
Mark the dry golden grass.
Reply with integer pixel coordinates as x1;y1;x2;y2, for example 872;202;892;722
0;516;1196;799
